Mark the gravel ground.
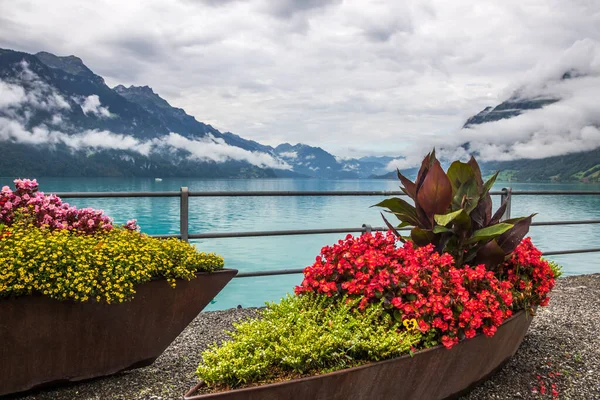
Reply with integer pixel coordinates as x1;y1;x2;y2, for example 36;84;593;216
8;274;600;400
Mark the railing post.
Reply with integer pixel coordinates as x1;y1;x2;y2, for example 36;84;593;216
500;187;512;221
180;187;189;242
362;224;372;234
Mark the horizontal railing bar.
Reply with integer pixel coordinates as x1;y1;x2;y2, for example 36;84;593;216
234;268;305;278
54;192;180;198
187;190;599;197
150;234;181;239
232;247;600;278
510;191;600;196
542;248;600;256
531;219;600;226
188;227;393;239
188;190;408;197
172;220;600;240
48;190;600;199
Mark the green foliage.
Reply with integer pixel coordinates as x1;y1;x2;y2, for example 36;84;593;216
582;164;600;178
0;221;224;303
546;259;563;278
375;150;534;271
484;148;600;182
196;294;422;388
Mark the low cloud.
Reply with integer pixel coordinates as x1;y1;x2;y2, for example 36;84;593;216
278;151;297;159
0;81;26;108
387;39;600;170
0;115;292;169
0;117;153;154
79;95;113;118
457;40;600;162
0;62;290;170
156;133;291;169
2;0;600;159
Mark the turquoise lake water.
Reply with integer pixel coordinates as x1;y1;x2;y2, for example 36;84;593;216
2;177;599;310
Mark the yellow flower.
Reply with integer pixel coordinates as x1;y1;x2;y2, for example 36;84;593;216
0;222;224;304
403;319;419;333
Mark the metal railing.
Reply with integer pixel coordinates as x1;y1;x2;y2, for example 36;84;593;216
55;188;600;278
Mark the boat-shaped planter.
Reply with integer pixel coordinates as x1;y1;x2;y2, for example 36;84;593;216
0;268;237;397
185;309;532;400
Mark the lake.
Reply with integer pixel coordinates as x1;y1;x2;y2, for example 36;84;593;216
2;177;599;310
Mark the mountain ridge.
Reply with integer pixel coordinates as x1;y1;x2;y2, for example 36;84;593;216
0;47;396;178
1;47;597;181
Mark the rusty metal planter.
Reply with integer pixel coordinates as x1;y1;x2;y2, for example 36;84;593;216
185;309;532;400
0;268;237;397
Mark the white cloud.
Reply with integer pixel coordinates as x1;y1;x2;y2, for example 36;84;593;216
0;62;290;169
80;95;113;118
153;133;291;169
452;40;600;162
1;0;600;161
278;151;297;159
0;61;71;117
0;117;153;154
0;115;291;168
51;114;63;125
0;81;26;108
382;39;600;169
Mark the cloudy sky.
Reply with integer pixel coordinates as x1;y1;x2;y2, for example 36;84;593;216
1;0;600;161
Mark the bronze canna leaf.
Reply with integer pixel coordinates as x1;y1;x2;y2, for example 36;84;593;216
410;227;437;247
397;169;417;199
497;214;535;254
416;160;453;218
475;239;506;270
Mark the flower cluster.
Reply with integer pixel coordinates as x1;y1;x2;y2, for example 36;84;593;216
0;179;139;234
0;220;224;303
501;237;555;312
295;232;552;349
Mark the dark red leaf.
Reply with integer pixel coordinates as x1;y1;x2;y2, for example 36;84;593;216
415;153;432;192
467;156;484;186
410;227;436;247
475;239;505;271
497;214;534;254
472;193;492;229
416;205;432;229
397;169;416;199
416;160;453;218
490;193;511;224
380;212;405;242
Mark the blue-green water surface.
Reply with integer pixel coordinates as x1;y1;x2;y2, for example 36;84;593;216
2;177;599;310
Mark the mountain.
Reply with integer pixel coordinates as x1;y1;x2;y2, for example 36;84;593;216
481;149;600;182
369;168;419;180
273;143;390;179
463;98;558;128
358;156;396;165
373;73;600;183
462;78;600;182
0;48;400;179
0;48;286;177
20;47;597;183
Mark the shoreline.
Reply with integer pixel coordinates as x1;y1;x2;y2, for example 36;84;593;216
10;274;600;400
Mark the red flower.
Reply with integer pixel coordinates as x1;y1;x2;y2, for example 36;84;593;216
501;238;556;312
295;232;524;350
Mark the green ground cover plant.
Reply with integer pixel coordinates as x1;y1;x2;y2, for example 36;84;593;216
197;294;422;388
